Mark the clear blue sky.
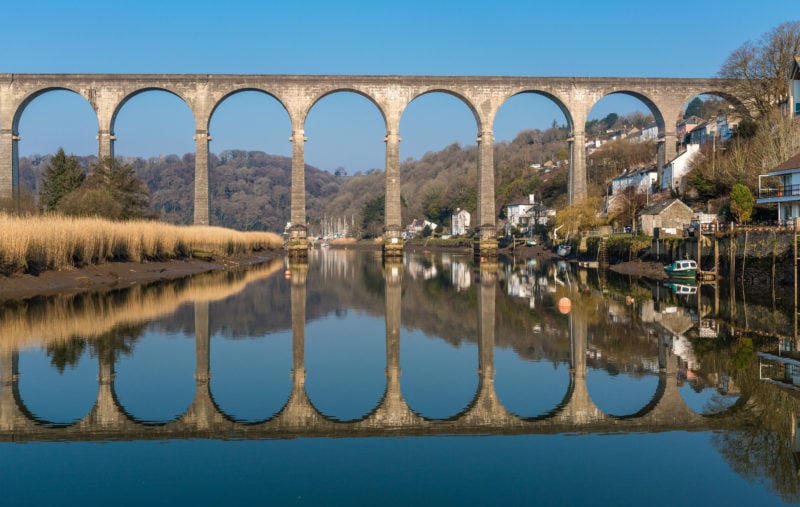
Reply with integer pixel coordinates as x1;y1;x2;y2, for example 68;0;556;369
5;0;798;172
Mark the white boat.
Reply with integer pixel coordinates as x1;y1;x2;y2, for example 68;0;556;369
556;244;571;257
663;259;697;279
667;282;697;295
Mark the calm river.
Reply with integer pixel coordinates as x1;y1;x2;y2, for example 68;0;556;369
1;249;798;505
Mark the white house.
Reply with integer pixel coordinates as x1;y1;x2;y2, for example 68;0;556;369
788;54;799;118
451;208;471;235
405;218;438;237
661;143;700;192
757;152;800;223
639;123;659;142
523;203;555;226
505;195;536;227
611;166;657;196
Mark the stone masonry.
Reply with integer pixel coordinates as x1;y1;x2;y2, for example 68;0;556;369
0;74;745;254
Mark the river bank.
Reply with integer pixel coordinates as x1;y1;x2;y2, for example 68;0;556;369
0;241;677;303
0;252;283;303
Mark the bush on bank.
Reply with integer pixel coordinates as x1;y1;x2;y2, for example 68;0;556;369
0;213;282;275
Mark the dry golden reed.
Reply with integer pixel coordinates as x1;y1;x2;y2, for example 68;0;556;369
0;213;282;274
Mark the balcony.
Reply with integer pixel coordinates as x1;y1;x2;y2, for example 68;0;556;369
758;183;800;199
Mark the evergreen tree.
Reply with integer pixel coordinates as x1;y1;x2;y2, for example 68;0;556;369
730;183;755;223
60;157;151;220
39;147;85;212
684;97;703;119
361;195;384;238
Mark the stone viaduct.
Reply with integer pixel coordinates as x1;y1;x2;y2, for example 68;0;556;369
0;74;744;255
0;261;754;442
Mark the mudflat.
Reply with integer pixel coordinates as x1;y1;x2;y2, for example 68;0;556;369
609;260;668;279
0;252;283;302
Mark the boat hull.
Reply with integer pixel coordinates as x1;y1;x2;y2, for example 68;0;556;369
663;259;697;279
663;269;696;279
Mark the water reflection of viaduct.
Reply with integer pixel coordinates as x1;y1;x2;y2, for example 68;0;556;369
0;74;744;254
0;263;753;442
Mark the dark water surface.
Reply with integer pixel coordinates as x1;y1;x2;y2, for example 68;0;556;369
1;249;798;505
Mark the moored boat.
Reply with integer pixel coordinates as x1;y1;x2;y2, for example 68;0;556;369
663;259;697;279
556;244;572;257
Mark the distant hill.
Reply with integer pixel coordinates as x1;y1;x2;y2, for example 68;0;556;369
19;150;342;232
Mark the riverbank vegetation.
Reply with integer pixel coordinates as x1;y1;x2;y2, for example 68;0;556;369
0;213;282;275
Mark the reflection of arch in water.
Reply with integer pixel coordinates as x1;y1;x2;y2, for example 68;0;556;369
10;376;71;428
609;374;668;420
303;318;388;423
692;394;751;419
304;390;385;425
8;351;137;430
408;382;484;424
210;380;292;425
507;370;576;423
397;336;480;421
113;354;196;425
677;370;746;418
208;331;295;423
12;349;97;428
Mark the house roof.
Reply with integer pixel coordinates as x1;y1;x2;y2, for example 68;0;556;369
612;165;657;181
768;152;800;174
640;198;691;216
678;115;703;126
507;198;532;207
666;144;701;166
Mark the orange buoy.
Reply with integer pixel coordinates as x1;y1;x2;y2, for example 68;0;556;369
557;297;572;314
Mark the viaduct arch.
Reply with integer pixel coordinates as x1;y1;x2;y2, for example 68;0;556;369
0;74;744;256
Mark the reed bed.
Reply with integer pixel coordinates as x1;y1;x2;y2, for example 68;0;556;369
0;213;283;274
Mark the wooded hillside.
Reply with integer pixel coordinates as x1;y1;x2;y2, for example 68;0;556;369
18;126;571;234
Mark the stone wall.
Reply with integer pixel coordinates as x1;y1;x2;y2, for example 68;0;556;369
650;230;796;286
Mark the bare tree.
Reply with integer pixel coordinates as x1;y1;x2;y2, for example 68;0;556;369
617;186;649;232
718;20;800;117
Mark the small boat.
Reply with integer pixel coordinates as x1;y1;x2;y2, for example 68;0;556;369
667;282;697;295
526;238;537;246
663;259;697;279
556;244;572;257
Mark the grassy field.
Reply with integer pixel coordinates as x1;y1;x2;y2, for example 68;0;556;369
0;213;283;275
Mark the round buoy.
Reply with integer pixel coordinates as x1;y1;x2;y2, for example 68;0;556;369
284;269;291;279
557;297;572;314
